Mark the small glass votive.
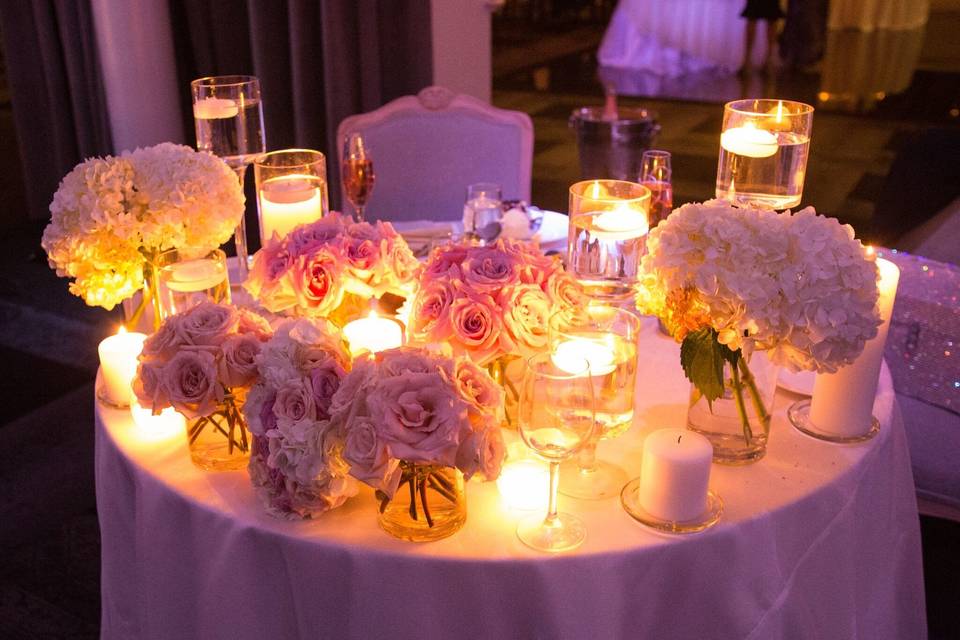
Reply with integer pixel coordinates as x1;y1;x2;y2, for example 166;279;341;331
254;149;328;244
463;182;503;244
155;248;231;320
715;99;814;210
567;179;650;301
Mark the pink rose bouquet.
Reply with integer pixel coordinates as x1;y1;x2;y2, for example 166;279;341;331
133;302;273;466
328;347;505;527
242;318;358;519
407;239;586;367
244;212;421;324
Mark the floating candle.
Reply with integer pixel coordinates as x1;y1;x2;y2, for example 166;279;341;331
258;174;325;242
496;458;551;511
163;257;228;293
98;327;147;408
192;96;238;120
552;337;617;376
720;122;779;158
638;428;713;522
342;312;403;358
591;203;649;241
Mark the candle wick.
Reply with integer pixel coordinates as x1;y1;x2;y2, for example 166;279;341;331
677;435;682;444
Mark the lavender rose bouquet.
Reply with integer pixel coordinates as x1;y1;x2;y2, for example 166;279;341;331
328;347;506;529
133;302;272;469
242;318;358;519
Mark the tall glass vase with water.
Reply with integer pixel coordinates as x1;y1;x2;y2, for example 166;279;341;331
191;76;266;278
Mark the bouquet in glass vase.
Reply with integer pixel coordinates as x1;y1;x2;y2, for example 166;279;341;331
327;348;506;541
636;200;882;463
41;143;244;328
242;318;358;520
244;211;420;327
406;239;586;427
133;302;273;471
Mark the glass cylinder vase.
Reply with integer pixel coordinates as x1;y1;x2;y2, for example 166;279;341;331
377;463;466;542
254;149;328;245
185;391;250;471
486;355;521;430
155;247;231;321
686;351;779;465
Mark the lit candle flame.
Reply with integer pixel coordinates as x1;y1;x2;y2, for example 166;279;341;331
117;325;127;335
590;180;601;199
865;245;876;258
776;100;784;123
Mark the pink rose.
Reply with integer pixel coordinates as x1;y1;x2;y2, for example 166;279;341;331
310;362;344;420
342;417;402;496
498;284;551;354
449;292;504;365
505;240;560;285
408;279;456;344
455;422;505;481
367;372;466;466
235;308;273;341
175;302;237;347
218;333;262;388
161;350;222;418
273;380;316;430
463;242;522;292
260;390;278;434
384;237;420;285
449;358;504;413
545;271;587;311
133;359;170;412
292;247;345;316
140;318;184;362
424;244;468;280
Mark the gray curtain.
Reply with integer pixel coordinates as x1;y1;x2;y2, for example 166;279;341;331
170;0;434;210
0;0;113;222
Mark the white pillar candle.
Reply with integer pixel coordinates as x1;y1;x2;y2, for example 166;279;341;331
130;400;187;442
259;175;324;242
98;327;147;407
720;123;779;158
496;458;551;511
342;312;403;358
164;257;228;293
551;337;617;376
192;96;238;120
809;258;900;437
639;428;713;522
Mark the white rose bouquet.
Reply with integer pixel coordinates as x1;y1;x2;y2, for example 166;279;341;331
637;200;882;442
41;143;243;311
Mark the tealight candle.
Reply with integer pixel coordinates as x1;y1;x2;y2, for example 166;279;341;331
638;428;713;522
98;327;147;407
130;400;187;442
496;458;551;511
342;312;403;358
258;174;325;241
719;122;779;158
192;96;238;120
164;257;228;293
551;337;617;376
590;203;649;242
808;257;900;437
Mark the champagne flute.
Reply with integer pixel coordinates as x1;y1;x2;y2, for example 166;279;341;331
551;304;640;500
342;132;375;222
191;75;266;278
639;150;673;228
516;353;596;553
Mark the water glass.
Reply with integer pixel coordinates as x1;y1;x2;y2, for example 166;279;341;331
715;99;814;210
463;182;503;244
155;248;231;320
640;150;673;227
254;149;328;244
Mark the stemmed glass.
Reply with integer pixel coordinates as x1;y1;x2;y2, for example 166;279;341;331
551;304;640;499
341;132;375;222
639;150;673;228
516;353;596;553
190;75;266;278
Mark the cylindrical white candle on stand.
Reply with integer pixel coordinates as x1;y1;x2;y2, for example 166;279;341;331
98;327;147;407
638;428;713;522
808;258;900;437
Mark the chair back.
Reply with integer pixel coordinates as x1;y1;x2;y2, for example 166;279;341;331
337;86;533;222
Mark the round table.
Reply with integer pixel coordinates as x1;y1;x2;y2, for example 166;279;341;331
95;319;926;639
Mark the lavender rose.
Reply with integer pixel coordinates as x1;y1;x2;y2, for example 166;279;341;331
175;302;237;346
449;358;504;414
310;362;344;421
449;293;504;365
161;349;222;418
424;244;468;280
132;359;170;413
455;421;505;481
218;333;262;388
140;319;184;361
408;279;456;344
463;243;522;292
341;417;402;496
283;214;345;255
272;380;317;435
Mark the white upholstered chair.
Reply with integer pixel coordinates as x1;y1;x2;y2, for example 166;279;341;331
336;86;533;222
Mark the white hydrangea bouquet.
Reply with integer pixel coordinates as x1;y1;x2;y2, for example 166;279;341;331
41;143;243;312
636;200;881;453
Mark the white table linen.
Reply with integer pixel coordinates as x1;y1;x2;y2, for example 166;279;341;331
96;319;926;639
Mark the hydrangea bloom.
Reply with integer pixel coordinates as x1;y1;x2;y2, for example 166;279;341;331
636;200;882;373
42;143;243;310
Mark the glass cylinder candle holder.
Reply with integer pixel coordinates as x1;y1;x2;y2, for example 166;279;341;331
254;149;328;244
155;248;231;320
715;99;814;210
567;179;651;302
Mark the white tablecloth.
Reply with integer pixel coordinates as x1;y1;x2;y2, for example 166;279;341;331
95;319;926;639
598;0;762;76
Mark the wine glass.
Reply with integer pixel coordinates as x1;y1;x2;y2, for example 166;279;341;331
639;150;673;228
516;353;596;553
341;132;375;222
551;304;640;500
191;75;266;278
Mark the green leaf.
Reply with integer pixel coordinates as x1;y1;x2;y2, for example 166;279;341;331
680;328;727;404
